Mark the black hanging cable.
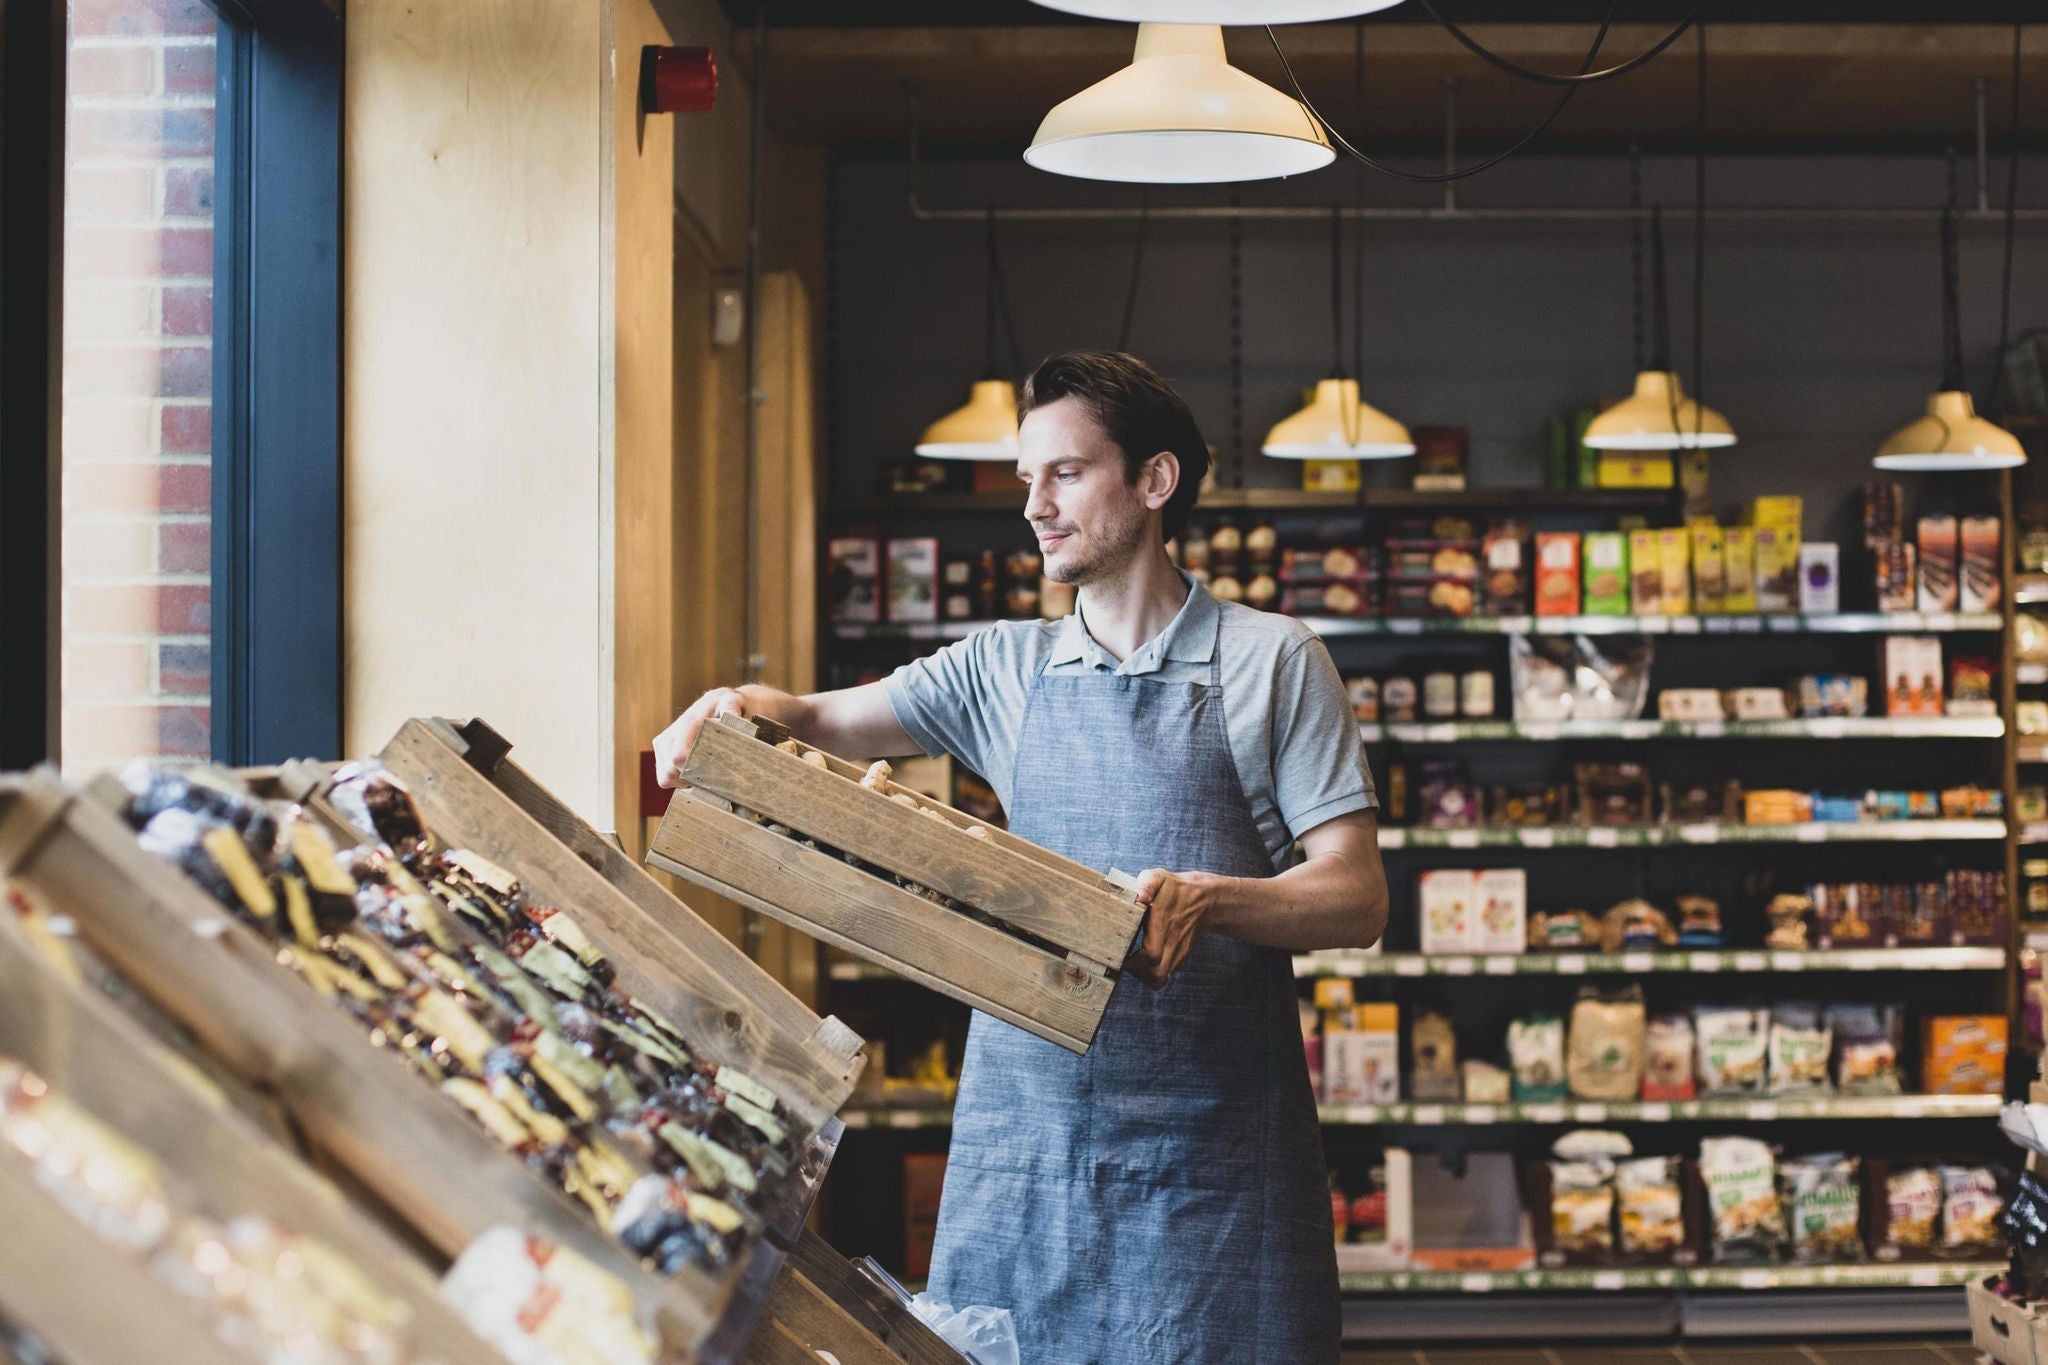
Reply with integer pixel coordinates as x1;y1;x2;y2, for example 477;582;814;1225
1941;169;1966;394
1229;191;1245;487
1117;187;1148;354
1351;20;1366;387
985;208;1024;379
1988;20;2024;418
1628;145;1646;373
1328;205;1346;378
1264;1;1615;186
981;207;999;379
1650;204;1672;373
1688;20;1707;441
1412;0;1703;87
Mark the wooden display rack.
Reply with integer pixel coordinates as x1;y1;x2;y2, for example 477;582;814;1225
0;905;497;1365
648;715;1149;1054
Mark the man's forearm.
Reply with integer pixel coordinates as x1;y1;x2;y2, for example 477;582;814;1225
732;684;815;737
1198;851;1387;953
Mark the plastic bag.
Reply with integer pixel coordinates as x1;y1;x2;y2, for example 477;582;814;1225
908;1295;1021;1365
1511;635;1653;722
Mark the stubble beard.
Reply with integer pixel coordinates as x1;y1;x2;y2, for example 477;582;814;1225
1043;500;1150;587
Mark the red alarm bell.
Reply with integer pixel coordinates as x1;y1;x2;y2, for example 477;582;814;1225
641;45;717;115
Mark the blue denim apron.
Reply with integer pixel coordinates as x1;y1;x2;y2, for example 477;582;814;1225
926;652;1340;1364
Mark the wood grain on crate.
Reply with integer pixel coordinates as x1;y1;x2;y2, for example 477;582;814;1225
0;773;720;1359
0;909;496;1365
679;718;1143;969
651;793;1114;1053
376;717;864;1129
785;1229;968;1365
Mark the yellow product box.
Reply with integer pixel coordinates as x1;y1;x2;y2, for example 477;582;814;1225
1658;528;1692;616
1628;530;1663;615
1753;525;1802;613
1314;977;1355;1012
1722;526;1757;613
1596;454;1675;489
1325;1003;1401;1105
1746;496;1803;533
1690;524;1726;613
1302;459;1360;493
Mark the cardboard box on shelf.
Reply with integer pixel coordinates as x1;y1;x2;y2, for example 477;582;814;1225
1628;530;1663;615
1476;868;1530;956
1691;524;1726;613
1420;870;1478;954
1335;1148;1415;1272
1799;543;1841;615
1597;454;1676;489
1535;533;1582;616
1919;516;1960;613
1882;635;1946;717
1722;526;1758;613
828;536;883;623
1962;516;2002;613
1876;540;1917;613
1747;496;1803;534
886;537;940;623
1754;526;1801;613
1658;529;1692;615
1327;1003;1401;1105
1922;1015;2008;1096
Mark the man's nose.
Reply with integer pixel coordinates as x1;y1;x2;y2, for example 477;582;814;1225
1024;483;1053;522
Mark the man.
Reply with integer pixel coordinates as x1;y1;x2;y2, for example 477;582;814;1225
654;350;1388;1363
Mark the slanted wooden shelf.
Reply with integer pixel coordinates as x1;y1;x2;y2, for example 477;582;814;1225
647;716;1148;1054
0;905;497;1365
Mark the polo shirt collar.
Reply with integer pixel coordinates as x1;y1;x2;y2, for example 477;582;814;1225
1050;571;1220;675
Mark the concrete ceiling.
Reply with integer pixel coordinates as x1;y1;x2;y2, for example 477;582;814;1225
736;20;2044;151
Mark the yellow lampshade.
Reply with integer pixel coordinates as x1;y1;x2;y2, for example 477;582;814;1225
1024;24;1334;185
1031;0;1405;20
1262;377;1414;460
1874;390;2026;471
915;379;1019;461
1582;370;1737;451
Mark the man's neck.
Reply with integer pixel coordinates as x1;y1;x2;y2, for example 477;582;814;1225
1075;545;1190;663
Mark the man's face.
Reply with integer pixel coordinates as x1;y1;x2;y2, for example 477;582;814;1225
1018;397;1162;586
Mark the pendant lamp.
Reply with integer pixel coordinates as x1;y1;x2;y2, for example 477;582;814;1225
1024;24;1334;185
1263;207;1413;460
916;211;1020;461
1583;205;1736;451
1030;0;1405;22
1873;203;2025;471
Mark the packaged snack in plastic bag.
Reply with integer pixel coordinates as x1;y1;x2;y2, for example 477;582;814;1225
1783;1154;1863;1262
1568;987;1645;1101
1886;1167;1941;1250
1767;1003;1833;1094
1510;1015;1568;1101
1940;1166;2003;1250
1694;1007;1769;1096
1828;1004;1904;1094
1701;1137;1786;1263
1549;1160;1616;1256
1643;1014;1696;1101
1511;635;1654;723
1617;1156;1686;1257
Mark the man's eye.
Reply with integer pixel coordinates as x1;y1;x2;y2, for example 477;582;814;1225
1057;470;1079;483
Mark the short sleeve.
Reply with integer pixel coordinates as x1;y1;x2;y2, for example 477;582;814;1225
1270;633;1377;837
881;625;1019;788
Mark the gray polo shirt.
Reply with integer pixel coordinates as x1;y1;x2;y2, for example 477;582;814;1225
883;575;1376;872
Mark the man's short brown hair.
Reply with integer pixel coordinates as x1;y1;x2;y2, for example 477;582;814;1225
1018;350;1210;543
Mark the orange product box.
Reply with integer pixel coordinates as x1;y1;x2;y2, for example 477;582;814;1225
1535;533;1581;616
1921;1015;2008;1096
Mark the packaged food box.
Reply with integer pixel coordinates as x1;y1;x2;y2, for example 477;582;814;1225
1722;526;1758;613
1482;521;1530;615
1727;687;1790;720
1419;870;1478;954
1691;524;1726;613
1875;540;1917;613
1882;635;1945;717
1535;533;1581;616
1753;526;1801;613
1281;583;1375;619
1411;1011;1461;1102
1799;542;1840;615
1280;546;1375;584
1385;579;1477;619
1919;516;1959;613
1412;426;1468;492
886;537;940;623
1744;790;1814;825
1658;529;1692;615
1962;516;2002;613
1475;868;1529;956
1629;530;1663;615
1597;454;1675;488
827;536;883;623
1864;483;1905;548
1583;532;1629;615
1386;540;1480;583
1326;1004;1401;1105
1921;1016;2008;1095
1747;496;1803;533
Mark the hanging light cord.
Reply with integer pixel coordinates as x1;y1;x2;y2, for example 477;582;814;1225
1328;205;1346;377
1686;20;1707;441
1413;0;1703;87
1628;145;1645;373
1117;188;1148;353
984;207;1024;379
1264;0;1616;185
1942;156;1966;394
1988;20;2023;418
1351;21;1366;385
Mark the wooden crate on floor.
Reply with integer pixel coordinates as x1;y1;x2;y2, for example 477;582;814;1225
647;716;1148;1054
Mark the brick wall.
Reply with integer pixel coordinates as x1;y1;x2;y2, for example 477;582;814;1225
60;0;218;771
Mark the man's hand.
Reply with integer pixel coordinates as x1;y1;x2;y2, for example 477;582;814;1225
1125;869;1219;990
652;688;750;789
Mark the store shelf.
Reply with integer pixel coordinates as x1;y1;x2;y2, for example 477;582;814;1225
1377;819;2005;849
1291;945;2006;978
1317;1094;2000;1125
839;1094;1997;1131
1336;1261;1996;1295
839;487;1678;519
1363;717;2004;742
832;612;2001;643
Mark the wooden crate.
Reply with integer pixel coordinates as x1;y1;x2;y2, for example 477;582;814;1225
647;717;1148;1054
0;902;498;1365
0;770;769;1363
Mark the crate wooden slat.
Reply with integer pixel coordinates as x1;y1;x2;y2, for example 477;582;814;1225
0;772;733;1360
366;717;864;1135
0;906;497;1365
651;791;1115;1053
783;1231;967;1365
675;718;1144;970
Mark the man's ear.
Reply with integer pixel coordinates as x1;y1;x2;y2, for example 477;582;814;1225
1141;451;1181;513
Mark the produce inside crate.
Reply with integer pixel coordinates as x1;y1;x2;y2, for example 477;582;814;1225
0;891;500;1365
647;716;1149;1054
0;759;795;1362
